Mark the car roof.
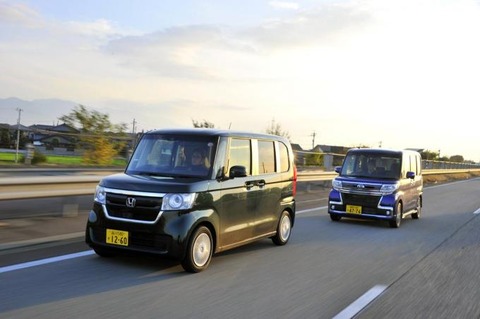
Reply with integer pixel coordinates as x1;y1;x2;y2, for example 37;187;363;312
346;148;419;156
144;128;288;142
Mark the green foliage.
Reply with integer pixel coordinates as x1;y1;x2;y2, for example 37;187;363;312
420;150;439;160
0;151;126;166
0;128;11;148
266;119;290;140
449;155;464;163
59;105;128;165
192;119;215;128
305;152;324;166
32;152;47;164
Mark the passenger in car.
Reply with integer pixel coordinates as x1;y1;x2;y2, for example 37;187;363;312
190;149;210;172
389;162;400;178
367;159;376;175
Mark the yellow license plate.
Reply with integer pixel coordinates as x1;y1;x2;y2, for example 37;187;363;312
346;205;362;214
106;229;129;246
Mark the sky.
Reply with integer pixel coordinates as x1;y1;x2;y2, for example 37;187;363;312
1;0;480;161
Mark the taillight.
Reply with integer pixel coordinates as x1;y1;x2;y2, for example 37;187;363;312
292;165;297;196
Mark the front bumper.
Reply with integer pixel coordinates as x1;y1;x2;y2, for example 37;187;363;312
328;189;397;221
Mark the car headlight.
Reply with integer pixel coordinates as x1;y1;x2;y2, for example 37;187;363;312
332;179;342;190
94;185;106;204
162;193;196;211
380;183;399;195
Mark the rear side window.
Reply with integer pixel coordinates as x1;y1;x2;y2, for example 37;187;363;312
415;154;422;175
258;140;275;174
279;142;290;173
228;138;251;175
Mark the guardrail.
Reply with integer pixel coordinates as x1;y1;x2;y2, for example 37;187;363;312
2;169;480;201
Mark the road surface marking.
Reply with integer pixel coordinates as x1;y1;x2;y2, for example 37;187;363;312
0;250;94;274
332;285;387;319
297;206;327;214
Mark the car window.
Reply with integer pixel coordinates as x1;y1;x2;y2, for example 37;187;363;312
126;134;216;178
342;152;401;179
279;142;290;173
258;140;275;174
228;138;251;175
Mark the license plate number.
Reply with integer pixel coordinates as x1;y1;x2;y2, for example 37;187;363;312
346;205;362;214
106;229;129;246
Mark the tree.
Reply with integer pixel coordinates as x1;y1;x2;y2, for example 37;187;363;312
266;119;290;140
449;155;464;163
0;128;11;148
420;150;439;161
192;119;215;128
59;105;128;165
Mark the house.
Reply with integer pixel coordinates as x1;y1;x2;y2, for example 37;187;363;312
28;123;79;151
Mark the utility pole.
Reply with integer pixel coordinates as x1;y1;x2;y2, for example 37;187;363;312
15;108;23;163
310;131;316;149
132;118;137;134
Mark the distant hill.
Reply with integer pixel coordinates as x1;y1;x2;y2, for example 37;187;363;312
0;97;79;126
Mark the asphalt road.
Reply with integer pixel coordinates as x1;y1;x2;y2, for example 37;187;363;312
1;179;480;319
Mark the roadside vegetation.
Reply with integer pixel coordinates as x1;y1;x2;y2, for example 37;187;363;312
0;152;127;167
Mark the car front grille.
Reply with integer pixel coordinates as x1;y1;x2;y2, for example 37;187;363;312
105;193;162;222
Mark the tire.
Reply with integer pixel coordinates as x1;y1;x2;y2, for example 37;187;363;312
181;226;213;273
389;202;402;228
272;211;292;246
412;197;421;219
330;214;342;222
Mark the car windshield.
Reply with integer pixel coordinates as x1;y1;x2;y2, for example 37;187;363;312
126;133;217;178
341;152;401;179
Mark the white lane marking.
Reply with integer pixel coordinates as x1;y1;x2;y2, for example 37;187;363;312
297;206;327;214
300;198;328;203
332;285;387;319
474;208;480;215
0;250;94;274
0;207;328;274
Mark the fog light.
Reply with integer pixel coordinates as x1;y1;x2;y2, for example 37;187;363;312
331;205;335;210
88;210;98;223
386;210;392;216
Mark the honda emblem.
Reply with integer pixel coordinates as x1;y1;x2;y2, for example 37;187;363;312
126;197;136;208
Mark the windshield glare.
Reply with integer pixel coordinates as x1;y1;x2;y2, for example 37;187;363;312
126;134;217;178
341;153;401;179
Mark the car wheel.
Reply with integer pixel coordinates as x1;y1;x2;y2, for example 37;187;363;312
181;226;213;273
272;211;292;246
412;197;421;219
330;214;342;221
389;202;402;228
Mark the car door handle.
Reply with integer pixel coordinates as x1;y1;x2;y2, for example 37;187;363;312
245;181;255;190
256;180;266;188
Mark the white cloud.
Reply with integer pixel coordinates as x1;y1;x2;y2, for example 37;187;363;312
0;1;44;28
66;19;118;38
1;0;480;160
269;1;300;10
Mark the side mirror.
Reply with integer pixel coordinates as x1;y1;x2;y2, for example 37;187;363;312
229;165;247;178
406;171;415;179
334;166;342;174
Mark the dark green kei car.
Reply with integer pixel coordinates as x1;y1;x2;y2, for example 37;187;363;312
86;128;297;272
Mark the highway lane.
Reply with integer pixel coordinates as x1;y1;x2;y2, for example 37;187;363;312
1;179;480;318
